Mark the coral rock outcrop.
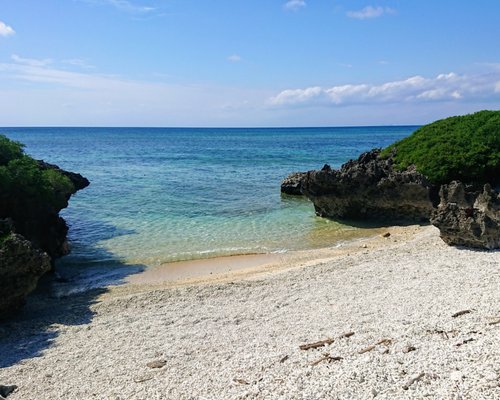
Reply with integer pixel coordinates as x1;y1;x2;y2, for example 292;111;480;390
430;181;500;249
281;172;307;195
0;220;51;318
301;150;437;223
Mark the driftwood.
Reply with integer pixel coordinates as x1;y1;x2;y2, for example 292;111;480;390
339;331;355;338
456;338;474;347
299;338;334;350
358;338;392;354
134;376;154;383
402;372;425;390
488;318;500;325
358;344;376;354
310;353;343;366
452;310;471;318
279;355;289;363
233;378;249;385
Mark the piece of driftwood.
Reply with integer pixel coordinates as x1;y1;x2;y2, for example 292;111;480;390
279;355;289;363
310;353;343;366
339;331;355;338
358;338;392;354
299;338;334;350
488;318;500;325
456;338;474;347
134;376;154;383
233;378;249;385
402;372;425;390
452;310;471;318
358;344;376;354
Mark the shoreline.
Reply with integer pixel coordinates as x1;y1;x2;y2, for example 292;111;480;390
1;224;499;399
119;225;402;293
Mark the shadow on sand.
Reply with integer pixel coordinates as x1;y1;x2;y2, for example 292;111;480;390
0;220;146;368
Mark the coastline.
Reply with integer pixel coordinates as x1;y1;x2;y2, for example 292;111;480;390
123;225;393;289
2;224;498;399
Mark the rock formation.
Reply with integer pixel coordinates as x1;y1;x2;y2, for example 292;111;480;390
0;222;51;318
0;162;89;318
300;150;438;223
281;172;307;195
430;181;500;249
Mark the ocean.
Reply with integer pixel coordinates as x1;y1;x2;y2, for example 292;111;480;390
2;126;417;287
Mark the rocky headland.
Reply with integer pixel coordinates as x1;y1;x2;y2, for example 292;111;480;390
282;110;500;249
0;135;89;318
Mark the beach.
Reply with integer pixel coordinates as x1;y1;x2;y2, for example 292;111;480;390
1;225;499;399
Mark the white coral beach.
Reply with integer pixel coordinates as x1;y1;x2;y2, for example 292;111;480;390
0;225;499;399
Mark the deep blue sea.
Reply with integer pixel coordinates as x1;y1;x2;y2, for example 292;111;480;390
2;127;417;283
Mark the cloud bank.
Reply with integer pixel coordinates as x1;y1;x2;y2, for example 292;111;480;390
269;72;500;107
347;6;395;20
0;21;15;37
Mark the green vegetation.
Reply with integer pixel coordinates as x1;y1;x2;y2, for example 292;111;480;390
381;110;500;184
0;134;75;210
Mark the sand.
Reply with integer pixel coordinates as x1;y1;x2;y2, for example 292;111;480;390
0;225;499;399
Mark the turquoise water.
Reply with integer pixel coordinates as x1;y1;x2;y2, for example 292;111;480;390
3;127;417;273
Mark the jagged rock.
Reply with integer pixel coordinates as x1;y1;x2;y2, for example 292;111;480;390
0;226;51;318
301;150;438;223
431;181;500;249
281;172;307;195
0;155;89;318
0;163;89;261
0;384;17;398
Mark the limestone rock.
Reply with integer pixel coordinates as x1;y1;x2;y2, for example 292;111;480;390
0;385;17;398
431;181;500;249
281;172;307;195
302;150;437;223
0;227;51;318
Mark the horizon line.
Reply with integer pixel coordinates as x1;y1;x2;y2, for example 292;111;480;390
0;124;422;130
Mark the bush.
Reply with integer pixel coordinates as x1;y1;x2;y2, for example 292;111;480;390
381;110;500;184
0;134;75;210
0;135;25;165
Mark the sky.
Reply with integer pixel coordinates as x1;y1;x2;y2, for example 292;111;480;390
0;0;499;127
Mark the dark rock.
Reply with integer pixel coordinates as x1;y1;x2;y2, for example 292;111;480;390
431;181;500;249
0;229;51;318
0;385;17;398
0;163;89;261
281;172;307;195
0;160;89;318
301;149;437;223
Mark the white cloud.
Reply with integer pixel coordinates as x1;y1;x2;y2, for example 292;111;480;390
63;58;96;69
0;59;271;126
0;21;15;37
347;6;395;20
269;72;500;107
11;54;52;67
284;0;306;11
227;54;242;63
81;0;155;14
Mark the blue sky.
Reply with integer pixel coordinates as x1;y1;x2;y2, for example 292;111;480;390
0;0;499;126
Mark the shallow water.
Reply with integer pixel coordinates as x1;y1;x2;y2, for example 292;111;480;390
3;126;417;286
